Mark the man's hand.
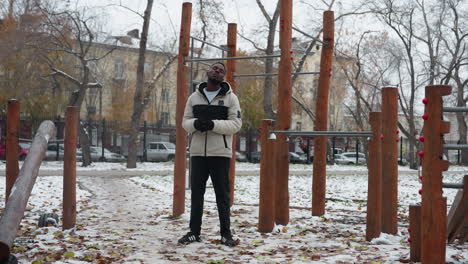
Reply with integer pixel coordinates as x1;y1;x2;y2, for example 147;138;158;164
194;119;214;132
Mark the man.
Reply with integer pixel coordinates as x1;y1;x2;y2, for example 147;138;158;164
178;62;242;247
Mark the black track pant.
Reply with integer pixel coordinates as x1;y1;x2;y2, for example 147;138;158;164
189;156;231;237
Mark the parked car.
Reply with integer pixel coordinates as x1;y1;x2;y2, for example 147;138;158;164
89;146;125;162
46;144;82;161
289;152;308;164
249;152;261;163
335;152;366;165
236;151;248;162
0;143;29;160
146;141;176;162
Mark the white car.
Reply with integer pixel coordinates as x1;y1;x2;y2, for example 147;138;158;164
46;144;83;161
335;152;366;165
89;146;125;162
146;141;176;162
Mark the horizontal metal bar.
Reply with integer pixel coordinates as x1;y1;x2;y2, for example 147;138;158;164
19;138;63;143
443;107;468;113
442;182;464;189
185;54;280;63
272;131;374;137
235;73;277;77
294;71;320;76
234;71;320;78
292;27;322;43
443;144;468;150
190;36;228;51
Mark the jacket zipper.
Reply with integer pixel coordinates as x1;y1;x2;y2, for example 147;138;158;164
223;135;228;148
202;92;211;157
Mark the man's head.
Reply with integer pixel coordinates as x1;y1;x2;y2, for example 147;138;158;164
207;62;226;85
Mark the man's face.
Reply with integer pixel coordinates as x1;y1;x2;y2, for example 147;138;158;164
207;63;225;83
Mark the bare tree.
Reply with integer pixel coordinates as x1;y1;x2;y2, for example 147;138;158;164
126;0;154;168
38;7;114;166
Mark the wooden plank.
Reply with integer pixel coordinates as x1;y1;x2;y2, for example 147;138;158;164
172;2;192;217
366;112;382;241
381;87;399;234
274;0;293;225
258;120;276;233
447;175;468;243
409;204;422;262
311;10;334;216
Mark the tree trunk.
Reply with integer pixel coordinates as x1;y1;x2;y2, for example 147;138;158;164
127;0;154;168
261;1;280;120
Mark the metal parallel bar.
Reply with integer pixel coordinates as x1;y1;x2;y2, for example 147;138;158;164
234;71;320;78
185;54;280;63
19;138;63;143
442;182;464;189
292;26;322;43
272;130;373;137
443;107;468;113
443;144;468;150
190;36;227;51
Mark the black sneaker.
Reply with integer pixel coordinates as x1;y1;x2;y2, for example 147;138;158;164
221;235;237;247
178;232;200;244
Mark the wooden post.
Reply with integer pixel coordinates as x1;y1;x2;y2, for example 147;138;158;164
5;99;20;204
409;204;422;262
421;85;451;263
173;2;192;217
0;121;55;260
311;11;334;216
366;112;382;241
447;175;468;243
274;0;293;225
381;87;399;234
258;120;276;233
226;23;237;206
63;106;78;230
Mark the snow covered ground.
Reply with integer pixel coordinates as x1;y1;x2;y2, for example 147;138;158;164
0;161;467;263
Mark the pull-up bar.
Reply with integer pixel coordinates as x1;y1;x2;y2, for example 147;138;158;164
443;144;468;150
190;36;228;51
272;130;373;137
234;71;320;78
185;54;280;63
443;107;468;112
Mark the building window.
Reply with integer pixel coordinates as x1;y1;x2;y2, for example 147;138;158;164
296;122;302;131
144;62;153;78
161;89;169;103
161;112;169;125
114;60;125;80
297;81;304;95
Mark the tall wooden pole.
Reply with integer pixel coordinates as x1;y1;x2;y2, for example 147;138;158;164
381;87;399;234
421;85;451;263
173;2;192;217
274;0;292;225
226;23;237;206
258;120;276;233
311;11;334;216
5;99;20;204
63;106;78;230
366;112;382;241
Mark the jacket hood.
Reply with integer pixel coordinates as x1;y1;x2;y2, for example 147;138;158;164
197;81;231;97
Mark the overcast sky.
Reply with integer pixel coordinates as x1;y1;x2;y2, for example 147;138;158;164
70;0;366;52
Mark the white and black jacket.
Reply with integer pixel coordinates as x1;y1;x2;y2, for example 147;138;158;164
182;82;242;158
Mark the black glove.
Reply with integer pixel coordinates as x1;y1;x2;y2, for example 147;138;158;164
194;119;214;132
204;120;214;131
